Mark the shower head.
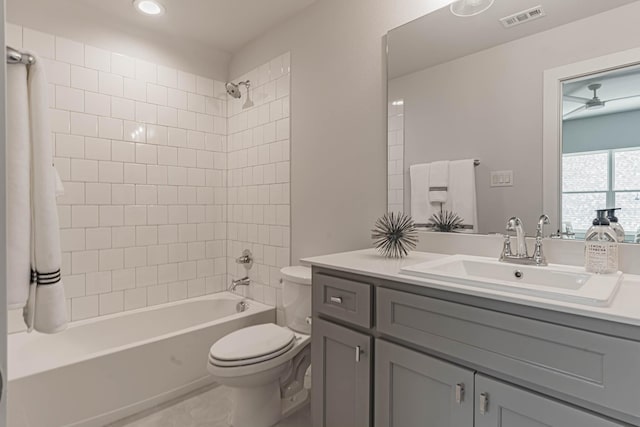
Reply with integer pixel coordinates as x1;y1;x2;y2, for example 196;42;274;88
225;82;242;99
226;80;251;98
225;80;253;109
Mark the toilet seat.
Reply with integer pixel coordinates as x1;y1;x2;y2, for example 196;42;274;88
209;324;295;367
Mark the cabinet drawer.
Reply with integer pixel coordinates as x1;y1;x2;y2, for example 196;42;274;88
377;287;640;422
313;273;372;328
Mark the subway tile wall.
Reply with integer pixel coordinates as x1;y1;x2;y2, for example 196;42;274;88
225;54;291;321
7;24;231;321
388;100;404;213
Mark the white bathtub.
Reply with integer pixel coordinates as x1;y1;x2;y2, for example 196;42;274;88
7;292;274;427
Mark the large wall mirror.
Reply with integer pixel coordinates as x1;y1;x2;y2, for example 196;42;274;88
387;0;640;239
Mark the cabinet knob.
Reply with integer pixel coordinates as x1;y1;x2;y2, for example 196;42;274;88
330;296;343;304
455;383;465;404
479;392;489;415
355;345;362;362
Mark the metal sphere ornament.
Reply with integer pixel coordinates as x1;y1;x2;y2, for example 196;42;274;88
371;212;418;258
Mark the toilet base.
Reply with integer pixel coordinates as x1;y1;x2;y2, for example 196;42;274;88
229;382;281;427
282;387;310;419
228;384;310;427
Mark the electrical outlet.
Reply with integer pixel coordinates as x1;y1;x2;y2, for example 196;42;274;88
490;170;513;187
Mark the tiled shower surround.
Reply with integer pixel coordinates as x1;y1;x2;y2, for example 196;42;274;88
6;23;290;321
387;100;404;213
226;56;291;321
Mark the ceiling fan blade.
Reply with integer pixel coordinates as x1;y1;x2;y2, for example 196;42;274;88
603;94;640;103
563;94;591;103
563;105;586;118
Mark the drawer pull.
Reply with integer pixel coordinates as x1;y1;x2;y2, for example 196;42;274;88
355;346;362;362
329;296;343;304
479;392;489;415
455;383;465;404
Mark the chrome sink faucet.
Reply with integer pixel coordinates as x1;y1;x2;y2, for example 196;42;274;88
500;215;549;266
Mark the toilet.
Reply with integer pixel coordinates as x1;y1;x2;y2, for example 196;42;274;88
207;266;312;427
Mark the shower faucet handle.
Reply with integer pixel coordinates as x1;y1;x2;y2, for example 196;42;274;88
235;249;253;270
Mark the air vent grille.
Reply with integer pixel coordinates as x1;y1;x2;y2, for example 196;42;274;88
500;6;546;28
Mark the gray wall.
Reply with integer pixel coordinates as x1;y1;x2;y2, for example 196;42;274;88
563;110;640;154
390;2;640;235
229;0;453;263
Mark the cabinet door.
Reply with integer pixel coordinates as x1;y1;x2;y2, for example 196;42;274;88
474;375;625;427
312;318;372;427
375;339;475;427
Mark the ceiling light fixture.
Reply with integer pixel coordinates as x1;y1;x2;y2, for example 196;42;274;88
133;0;165;16
450;0;495;17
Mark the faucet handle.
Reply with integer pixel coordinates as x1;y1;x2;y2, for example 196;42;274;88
536;214;550;238
500;234;512;260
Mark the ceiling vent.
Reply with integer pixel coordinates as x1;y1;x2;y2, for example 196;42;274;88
500;5;546;28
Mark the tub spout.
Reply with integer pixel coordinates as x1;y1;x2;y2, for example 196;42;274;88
229;276;250;291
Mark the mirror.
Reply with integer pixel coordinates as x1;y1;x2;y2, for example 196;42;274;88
561;66;640;242
543;47;640;243
387;0;640;237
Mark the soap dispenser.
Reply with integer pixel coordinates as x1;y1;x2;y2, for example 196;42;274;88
584;209;619;274
606;208;625;243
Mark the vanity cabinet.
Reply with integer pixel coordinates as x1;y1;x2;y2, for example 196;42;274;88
311;267;639;427
375;339;475;427
311;317;372;427
474;375;623;427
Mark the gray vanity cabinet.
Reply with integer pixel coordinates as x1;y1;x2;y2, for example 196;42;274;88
311;267;639;427
474;375;624;427
311;317;372;427
375;339;475;427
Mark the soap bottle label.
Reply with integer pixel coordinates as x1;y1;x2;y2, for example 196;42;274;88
585;242;618;274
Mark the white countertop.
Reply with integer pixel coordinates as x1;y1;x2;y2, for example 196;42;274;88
301;248;640;327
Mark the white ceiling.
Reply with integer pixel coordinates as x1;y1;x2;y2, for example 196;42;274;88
77;0;317;53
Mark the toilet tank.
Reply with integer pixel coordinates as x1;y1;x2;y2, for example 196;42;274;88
281;266;312;334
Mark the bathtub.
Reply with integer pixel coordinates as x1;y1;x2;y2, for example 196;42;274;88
7;292;274;427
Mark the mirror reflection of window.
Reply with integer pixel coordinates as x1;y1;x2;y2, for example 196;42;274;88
562;149;640;238
561;66;640;241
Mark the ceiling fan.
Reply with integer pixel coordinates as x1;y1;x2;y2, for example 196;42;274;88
563;82;640;118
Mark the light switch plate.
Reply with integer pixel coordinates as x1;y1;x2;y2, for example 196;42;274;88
490;170;513;187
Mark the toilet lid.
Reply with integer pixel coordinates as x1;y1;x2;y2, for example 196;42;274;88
210;323;295;362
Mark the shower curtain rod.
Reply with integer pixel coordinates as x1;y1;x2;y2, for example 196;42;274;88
6;46;36;65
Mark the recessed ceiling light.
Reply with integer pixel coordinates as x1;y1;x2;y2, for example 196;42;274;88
133;0;165;16
450;0;495;17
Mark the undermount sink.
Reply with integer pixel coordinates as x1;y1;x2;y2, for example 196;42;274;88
400;255;623;307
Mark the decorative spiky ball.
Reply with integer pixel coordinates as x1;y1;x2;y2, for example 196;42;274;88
371;212;418;258
427;210;465;232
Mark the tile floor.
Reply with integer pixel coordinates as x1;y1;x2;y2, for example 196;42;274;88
112;385;311;427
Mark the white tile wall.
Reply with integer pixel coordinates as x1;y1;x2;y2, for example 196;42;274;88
7;23;292;324
7;24;229;322
388;101;404;213
226;54;291;323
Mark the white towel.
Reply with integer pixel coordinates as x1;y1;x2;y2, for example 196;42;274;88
410;163;440;224
7;64;32;310
9;53;68;333
429;161;449;203
446;159;478;232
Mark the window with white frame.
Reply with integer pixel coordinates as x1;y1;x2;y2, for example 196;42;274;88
562;147;640;238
